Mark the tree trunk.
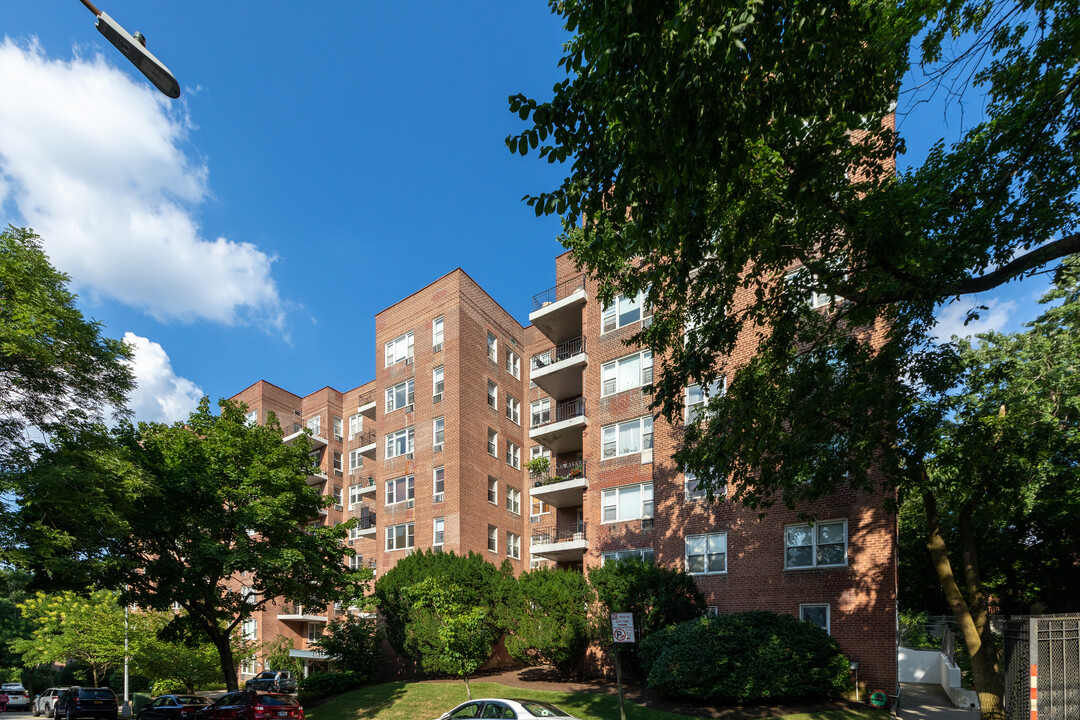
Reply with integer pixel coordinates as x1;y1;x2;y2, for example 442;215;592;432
922;487;1005;720
464;675;471;700
208;628;239;691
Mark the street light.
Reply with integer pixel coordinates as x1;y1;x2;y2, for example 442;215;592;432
76;0;181;99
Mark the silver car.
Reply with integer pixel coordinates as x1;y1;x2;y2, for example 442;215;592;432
431;698;577;719
33;688;70;717
2;683;31;710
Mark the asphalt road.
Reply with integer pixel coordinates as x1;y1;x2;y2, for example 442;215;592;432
2;709;34;719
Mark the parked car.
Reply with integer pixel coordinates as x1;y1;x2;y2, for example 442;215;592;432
136;695;210;720
196;692;302;720
242;671;297;694
32;687;70;717
2;683;31;710
431;699;577;719
53;687;119;720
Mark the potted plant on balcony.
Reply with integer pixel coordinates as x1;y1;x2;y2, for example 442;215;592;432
526;456;550;486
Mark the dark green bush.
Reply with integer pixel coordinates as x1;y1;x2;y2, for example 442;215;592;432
296;671;363;702
639;611;851;701
311;614;382;682
506;568;595;677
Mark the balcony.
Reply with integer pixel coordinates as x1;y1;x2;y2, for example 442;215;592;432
530;274;586;345
283;429;327;449
355;429;377;459
531;522;588;562
357;389;377;420
351;477;377;496
277;604;328;623
530;336;587;399
306;470;328;486
529;398;587;455
356;510;377;537
529;460;588;508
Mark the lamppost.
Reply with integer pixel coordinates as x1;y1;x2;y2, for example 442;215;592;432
75;0;180;98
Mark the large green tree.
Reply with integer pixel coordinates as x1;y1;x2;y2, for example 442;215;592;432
0;226;132;466
506;568;595;678
5;399;371;690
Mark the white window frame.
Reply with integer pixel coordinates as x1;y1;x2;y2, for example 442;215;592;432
506;395;520;425
384;474;415;506
348;553;365;570
348;413;362;439
386;522;414;551
241;618;257;641
244;409;258;426
685;469;708;500
531;496;549;517
349;449;364;472
433;366;444;402
800;604;831;634
785;520;848;569
333;416;343;441
433;466;444;503
506;440;520;469
487;428;498;457
487;380;498;410
487;477;498;505
487;331;497;362
530;398;551;428
487;524;498;553
686;377;726;423
239;656;256;675
386;379;415;413
601;548;655;565
601;289;651;333
601;482;654;523
306;415;322;436
385;427;415;459
786;267;839;310
601;416;654;459
506;487;521;515
685;532;728;575
332;452;343;473
433;517;445;547
385;331;414;366
348;484;365;507
433;416;444;451
506;532;521;559
601;350;653;396
432;316;444;351
506;350;520;378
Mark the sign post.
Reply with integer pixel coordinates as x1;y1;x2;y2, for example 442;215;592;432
611;613;635;720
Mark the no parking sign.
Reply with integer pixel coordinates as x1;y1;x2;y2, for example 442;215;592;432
611;612;635;643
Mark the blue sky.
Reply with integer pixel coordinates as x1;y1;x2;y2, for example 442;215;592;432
0;1;1048;423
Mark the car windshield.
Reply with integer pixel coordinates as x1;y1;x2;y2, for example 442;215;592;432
517;702;571;718
255;696;297;707
2;686;23;692
178;697;209;706
80;690;115;700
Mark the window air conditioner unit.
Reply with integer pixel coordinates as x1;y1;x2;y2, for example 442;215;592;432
642;518;654;531
405;356;413;366
405;404;414;413
433;343;443;353
433;393;443;404
433;443;443;453
348;540;354;546
405;499;415;509
335;504;344;512
405;452;414;460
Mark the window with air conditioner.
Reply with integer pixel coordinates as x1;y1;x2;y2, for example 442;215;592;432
432;315;444;351
386;522;414;551
433;416;444;451
348;413;362;439
433;517;445;548
601;417;653;459
386;379;415;413
385;331;414;366
385;427;414;459
601;482;654;523
433;366;444;402
333;416;343;442
385;475;414;506
433;466;445;503
349;449;364;473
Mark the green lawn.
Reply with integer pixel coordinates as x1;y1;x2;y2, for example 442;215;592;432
305;680;887;720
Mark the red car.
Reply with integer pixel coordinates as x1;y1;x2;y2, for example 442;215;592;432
197;692;302;720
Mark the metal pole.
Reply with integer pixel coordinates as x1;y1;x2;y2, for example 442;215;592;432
613;642;626;720
122;604;130;717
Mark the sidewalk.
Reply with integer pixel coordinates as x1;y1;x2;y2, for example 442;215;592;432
898;683;979;720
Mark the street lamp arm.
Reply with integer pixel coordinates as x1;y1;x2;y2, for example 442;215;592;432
75;0;181;99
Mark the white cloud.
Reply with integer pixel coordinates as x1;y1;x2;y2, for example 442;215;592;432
123;332;203;424
0;38;285;331
932;297;1016;343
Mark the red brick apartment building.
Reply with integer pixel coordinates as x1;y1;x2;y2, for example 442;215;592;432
231;257;898;693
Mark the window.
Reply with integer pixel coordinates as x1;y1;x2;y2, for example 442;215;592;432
506;487;521;515
348;484;365;507
506;350;520;378
306;415;321;436
240;657;256;675
241;618;257;641
348;413;362;439
385;475;414;505
705;605;720;617
487;331;497;362
333;416;343;442
386;379;415;412
531;496;549;516
686;532;727;574
602;548;655;565
531;398;551;427
686;377;726;423
601;350;653;396
307;622;324;643
386;522;414;551
487;477;498;504
530;349;551;373
506;395;520;424
786;268;835;309
433;518;445;547
785;521;848;569
487;525;497;553
602;416;654;459
433;315;444;351
433;416;444;451
487;380;498;410
349;449;364;472
601;482;654;523
800;604;830;633
601;289;651;332
506;532;520;559
487;428;497;457
332;486;343;507
244;409;258;426
506;441;520;469
685;470;706;500
385;331;414;366
348;553;365;570
385;427;414;459
433;467;444;503
333;452;343;473
433;366;444;402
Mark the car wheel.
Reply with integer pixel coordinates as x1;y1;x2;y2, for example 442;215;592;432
33;706;39;717
67;709;77;720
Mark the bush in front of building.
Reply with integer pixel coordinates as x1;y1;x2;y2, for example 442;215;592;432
311;615;382;683
506;568;595;677
296;671;363;703
639;611;851;702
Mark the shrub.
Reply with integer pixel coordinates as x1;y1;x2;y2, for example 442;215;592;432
311;615;382;682
296;671;363;702
639;611;851;702
506;568;595;677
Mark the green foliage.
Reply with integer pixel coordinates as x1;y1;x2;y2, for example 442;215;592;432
297;671;364;703
130;611;227;693
264;637;304;677
0;226;133;469
639;612;851;702
373;550;515;662
506;568;595;677
588;558;704;678
5;398;371;690
312;615;383;681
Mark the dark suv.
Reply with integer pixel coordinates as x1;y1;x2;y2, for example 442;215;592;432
243;671;297;694
53;687;118;720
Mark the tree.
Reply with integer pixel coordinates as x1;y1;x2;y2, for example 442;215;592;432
506;568;594;678
0;226;132;466
588;558;704;678
311;615;383;682
5;398;371;690
10;591;126;686
130;612;228;694
405;578;499;700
